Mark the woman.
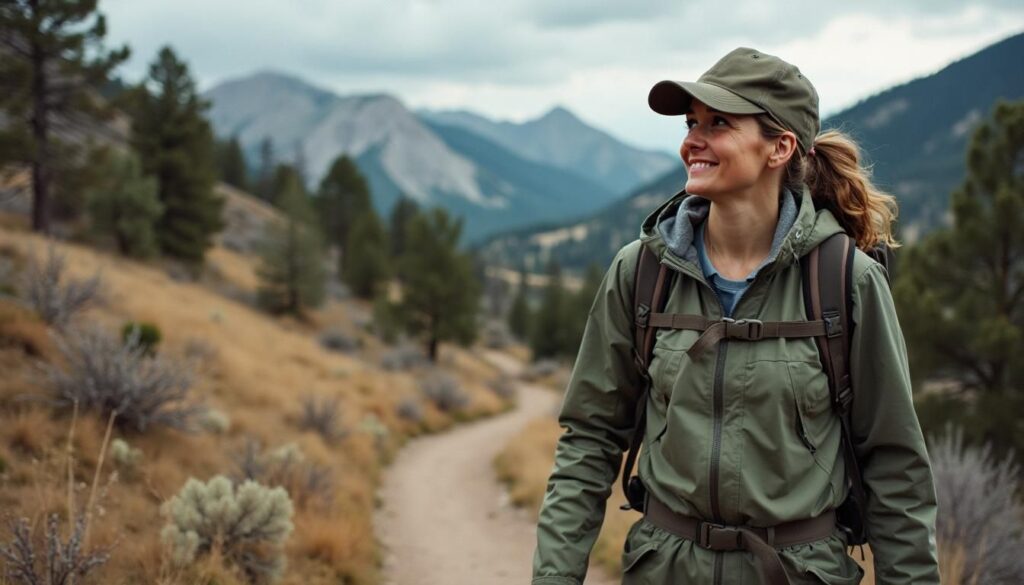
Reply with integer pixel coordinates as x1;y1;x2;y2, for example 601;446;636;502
531;48;939;585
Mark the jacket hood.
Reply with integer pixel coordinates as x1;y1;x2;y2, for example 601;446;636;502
638;185;846;276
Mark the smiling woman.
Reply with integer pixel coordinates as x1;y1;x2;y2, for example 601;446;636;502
532;47;940;585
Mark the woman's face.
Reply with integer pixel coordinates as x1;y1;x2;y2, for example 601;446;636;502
680;99;776;199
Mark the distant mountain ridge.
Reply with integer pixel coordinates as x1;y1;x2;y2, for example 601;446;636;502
204;72;674;243
476;32;1024;273
419;106;676;195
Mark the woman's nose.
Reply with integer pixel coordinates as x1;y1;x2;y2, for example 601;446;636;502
681;133;703;162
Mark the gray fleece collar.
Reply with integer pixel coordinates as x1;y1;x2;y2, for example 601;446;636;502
656;188;800;272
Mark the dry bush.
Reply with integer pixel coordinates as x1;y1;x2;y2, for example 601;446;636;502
24;245;103;330
318;329;361;354
488;375;517;400
379;344;426;371
233;440;335;511
161;475;294;585
297;395;348;444
418;371;468;413
929;425;1024;584
395;399;424;424
44;325;204;433
0;514;113;585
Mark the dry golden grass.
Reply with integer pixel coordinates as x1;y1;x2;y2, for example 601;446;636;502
496;416;883;583
0;226;511;584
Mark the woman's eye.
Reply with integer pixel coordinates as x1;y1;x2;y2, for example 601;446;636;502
713;116;729;126
685;119;697;129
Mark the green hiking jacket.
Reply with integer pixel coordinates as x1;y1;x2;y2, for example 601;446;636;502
532;187;940;585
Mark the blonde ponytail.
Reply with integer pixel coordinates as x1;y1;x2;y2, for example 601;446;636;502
757;117;901;251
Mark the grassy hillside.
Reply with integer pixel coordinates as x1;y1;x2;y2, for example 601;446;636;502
0;211;510;584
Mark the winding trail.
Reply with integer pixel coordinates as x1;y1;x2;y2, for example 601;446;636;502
374;351;617;585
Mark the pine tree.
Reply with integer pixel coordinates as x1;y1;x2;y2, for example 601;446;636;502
893;100;1024;457
0;0;130;233
269;163;305;208
388;195;420;261
316;155;371;248
219;135;249;192
130;46;223;265
342;209;390;299
507;268;531;341
85;150;162;258
256;177;326;316
530;260;569;360
395;208;479;361
255;136;275;202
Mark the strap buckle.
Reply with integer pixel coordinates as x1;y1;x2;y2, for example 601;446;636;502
698;522;743;551
723;318;764;341
823;310;843;338
635;303;651;328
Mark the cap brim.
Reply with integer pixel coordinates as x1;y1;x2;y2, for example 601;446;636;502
648;80;765;116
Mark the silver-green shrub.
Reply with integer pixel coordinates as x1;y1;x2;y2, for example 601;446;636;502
929;426;1024;584
161;475;293;584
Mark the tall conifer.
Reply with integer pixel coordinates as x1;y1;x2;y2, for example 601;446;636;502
0;0;130;232
130;46;222;265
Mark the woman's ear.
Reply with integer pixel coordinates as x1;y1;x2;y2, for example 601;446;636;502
767;132;798;169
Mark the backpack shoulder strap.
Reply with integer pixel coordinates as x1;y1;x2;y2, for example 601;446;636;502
620;242;670;510
801;233;869;544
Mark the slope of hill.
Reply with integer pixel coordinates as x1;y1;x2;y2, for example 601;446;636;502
826;31;1024;240
0;214;509;584
476;32;1024;273
419;106;677;195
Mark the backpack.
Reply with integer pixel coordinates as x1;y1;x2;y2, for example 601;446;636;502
621;233;893;546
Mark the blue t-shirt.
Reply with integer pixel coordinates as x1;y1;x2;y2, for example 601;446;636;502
694;220;757;318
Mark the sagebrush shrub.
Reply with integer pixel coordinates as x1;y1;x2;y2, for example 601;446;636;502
45;324;203;432
395;399;423;423
930;425;1024;584
297;395;347;443
419;371;468;412
24;245;103;329
0;514;112;585
161;476;293;584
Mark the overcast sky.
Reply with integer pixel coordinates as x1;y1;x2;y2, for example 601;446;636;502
103;0;1024;153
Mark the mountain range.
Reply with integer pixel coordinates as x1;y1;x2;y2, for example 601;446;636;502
204;74;675;242
474;32;1024;274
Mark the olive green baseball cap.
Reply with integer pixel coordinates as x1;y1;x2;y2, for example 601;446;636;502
649;47;820;153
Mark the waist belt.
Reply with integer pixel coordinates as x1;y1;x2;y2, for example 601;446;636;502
644;496;837;585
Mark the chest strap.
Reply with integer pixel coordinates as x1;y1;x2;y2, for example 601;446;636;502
645;496;836;585
647;313;831;359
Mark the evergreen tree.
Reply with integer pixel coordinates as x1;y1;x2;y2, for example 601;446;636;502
218;135;248;192
292;140;308;190
507;268;531;341
395;208;479;361
130;46;223;265
255;136;275;202
342;209;390;299
530;260;569;360
894;100;1024;457
256;179;326;316
85;150;162;258
388;195;420;261
316;155;371;248
0;0;130;233
269;163;305;208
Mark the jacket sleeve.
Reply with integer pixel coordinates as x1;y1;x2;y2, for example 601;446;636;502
532;240;644;585
849;260;940;584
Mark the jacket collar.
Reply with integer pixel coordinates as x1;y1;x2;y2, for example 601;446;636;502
639;184;845;277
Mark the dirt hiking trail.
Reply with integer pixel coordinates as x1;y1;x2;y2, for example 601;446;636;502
375;351;617;585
